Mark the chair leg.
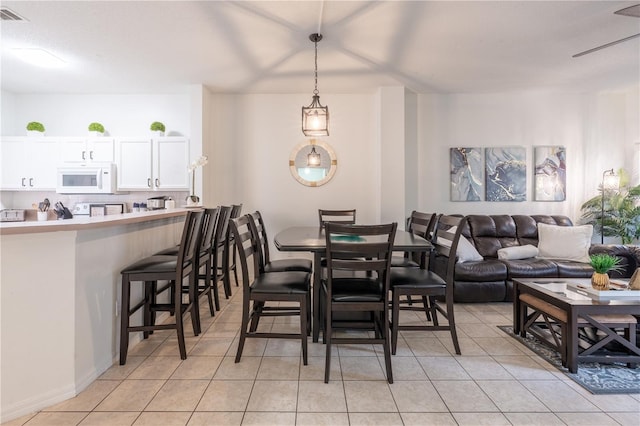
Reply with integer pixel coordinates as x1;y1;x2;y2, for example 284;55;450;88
143;281;154;339
324;308;332;383
300;295;308;365
119;275;131;365
212;264;221;311
175;283;188;360
223;242;233;298
421;295;432;321
190;271;201;336
235;293;251;363
383;307;393;384
446;298;461;355
249;301;265;332
232;242;240;287
391;290;400;355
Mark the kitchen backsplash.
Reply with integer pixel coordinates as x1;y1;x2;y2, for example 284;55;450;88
0;190;190;212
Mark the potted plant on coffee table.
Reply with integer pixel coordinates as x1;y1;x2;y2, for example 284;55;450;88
26;121;45;136
590;253;623;290
88;122;105;137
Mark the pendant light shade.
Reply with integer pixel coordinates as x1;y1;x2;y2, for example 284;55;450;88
302;33;329;136
307;146;321;167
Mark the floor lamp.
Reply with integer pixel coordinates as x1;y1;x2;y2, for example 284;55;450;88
600;169;619;244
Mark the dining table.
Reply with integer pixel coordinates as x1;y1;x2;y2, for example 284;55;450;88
274;226;432;342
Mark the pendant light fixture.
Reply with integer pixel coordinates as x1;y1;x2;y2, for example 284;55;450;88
307;146;321;167
302;33;329;136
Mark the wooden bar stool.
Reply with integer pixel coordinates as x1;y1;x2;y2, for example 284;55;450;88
119;210;203;365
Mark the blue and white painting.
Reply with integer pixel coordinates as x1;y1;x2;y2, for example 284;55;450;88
534;146;566;201
485;147;526;202
450;147;483;201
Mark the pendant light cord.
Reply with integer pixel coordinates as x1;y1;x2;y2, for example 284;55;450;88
314;38;319;96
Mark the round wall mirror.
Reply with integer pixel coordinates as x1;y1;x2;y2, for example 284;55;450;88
289;139;337;187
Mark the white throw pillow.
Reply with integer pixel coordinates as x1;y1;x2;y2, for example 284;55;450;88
537;223;593;263
497;244;539;260
439;227;483;263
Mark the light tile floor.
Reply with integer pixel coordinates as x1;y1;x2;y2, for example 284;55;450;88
5;284;640;426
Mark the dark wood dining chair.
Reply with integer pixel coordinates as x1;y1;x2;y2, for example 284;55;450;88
250;210;312;273
214;205;233;300
322;222;397;383
391;211;436;268
155;207;221;332
389;214;461;356
230;214;311;365
226;204;243;288
119;210;204;364
318;209;356;227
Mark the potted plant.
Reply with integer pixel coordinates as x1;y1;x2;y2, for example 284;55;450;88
581;169;640;244
150;121;165;137
26;121;45;136
589;253;622;290
88;122;105;137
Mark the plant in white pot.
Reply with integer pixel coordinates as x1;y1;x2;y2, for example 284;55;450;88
88;122;105;137
150;121;165;137
26;121;45;136
186;155;208;206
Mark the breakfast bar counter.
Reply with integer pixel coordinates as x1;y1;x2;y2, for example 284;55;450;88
0;209;189;422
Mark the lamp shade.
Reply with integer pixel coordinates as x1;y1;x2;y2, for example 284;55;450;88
302;95;329;136
307;146;321;166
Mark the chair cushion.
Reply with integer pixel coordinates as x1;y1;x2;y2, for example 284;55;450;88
120;255;179;274
154;245;180;256
251;271;310;295
324;277;384;302
265;258;313;273
390;268;446;289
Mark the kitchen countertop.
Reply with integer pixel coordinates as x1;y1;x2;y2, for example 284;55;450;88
0;208;194;235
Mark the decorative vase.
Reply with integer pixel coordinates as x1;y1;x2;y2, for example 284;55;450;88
629;268;640;290
185;169;199;206
27;130;45;137
88;131;104;137
591;272;610;290
151;130;165;137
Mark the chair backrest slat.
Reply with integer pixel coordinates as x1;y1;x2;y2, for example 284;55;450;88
318;209;356;228
229;214;259;290
325;222;397;283
177;210;205;278
431;214;465;285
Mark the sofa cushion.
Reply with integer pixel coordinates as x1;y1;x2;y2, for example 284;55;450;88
498;244;538;260
500;258;558;278
537;223;593;263
555;261;594;278
455;259;507;281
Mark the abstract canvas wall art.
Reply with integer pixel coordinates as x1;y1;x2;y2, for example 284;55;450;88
534;146;566;201
485;147;526;202
450;147;483;201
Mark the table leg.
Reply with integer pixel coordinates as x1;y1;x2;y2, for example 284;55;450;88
513;281;521;334
567;310;578;373
313;251;321;343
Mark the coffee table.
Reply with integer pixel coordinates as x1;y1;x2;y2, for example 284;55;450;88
513;278;640;373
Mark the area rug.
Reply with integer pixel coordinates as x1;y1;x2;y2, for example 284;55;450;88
498;325;640;394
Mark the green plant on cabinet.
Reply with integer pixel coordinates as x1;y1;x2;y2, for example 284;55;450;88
26;122;45;132
88;122;105;133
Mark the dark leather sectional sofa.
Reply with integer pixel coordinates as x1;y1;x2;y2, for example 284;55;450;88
431;214;640;303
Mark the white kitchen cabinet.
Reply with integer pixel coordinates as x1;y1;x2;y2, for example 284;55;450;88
0;137;60;190
115;137;189;191
59;137;115;163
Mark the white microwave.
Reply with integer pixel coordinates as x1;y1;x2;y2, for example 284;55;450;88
56;163;118;194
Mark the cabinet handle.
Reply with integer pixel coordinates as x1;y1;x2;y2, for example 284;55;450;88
82;151;86;160
29;178;34;187
155;178;160;187
21;178;26;187
89;151;94;160
147;178;152;188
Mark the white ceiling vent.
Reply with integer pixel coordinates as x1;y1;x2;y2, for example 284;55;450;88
0;7;26;21
615;4;640;18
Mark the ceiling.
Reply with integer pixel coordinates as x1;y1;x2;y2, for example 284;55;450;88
1;1;639;95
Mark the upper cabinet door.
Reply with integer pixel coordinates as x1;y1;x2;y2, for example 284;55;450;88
115;138;153;190
59;138;114;163
153;137;189;190
0;137;60;190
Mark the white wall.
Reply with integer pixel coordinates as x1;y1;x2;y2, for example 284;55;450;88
1;91;191;136
204;93;379;255
418;89;638;224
